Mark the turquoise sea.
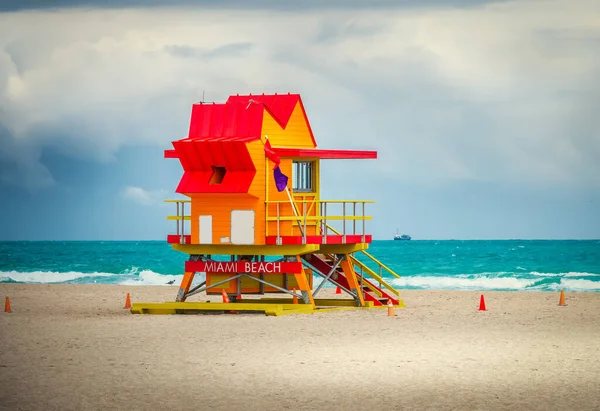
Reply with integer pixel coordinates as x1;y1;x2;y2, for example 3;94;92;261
1;240;599;292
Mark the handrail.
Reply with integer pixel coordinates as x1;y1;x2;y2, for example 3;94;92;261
324;222;401;281
349;256;399;296
322;252;398;296
266;200;375;204
265;199;373;245
266;216;372;221
320;200;375;203
358;250;401;279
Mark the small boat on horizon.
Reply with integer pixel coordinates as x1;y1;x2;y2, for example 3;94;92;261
394;229;411;241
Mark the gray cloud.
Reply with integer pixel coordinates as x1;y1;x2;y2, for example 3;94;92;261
313;19;386;44
0;125;55;191
0;0;506;13
165;42;253;61
0;1;599;194
270;11;600;188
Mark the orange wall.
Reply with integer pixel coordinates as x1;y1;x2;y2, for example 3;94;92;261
190;193;264;245
189;140;267;245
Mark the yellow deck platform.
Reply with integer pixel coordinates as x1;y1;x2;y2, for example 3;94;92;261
130;298;404;316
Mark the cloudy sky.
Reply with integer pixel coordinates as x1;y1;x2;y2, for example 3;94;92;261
0;0;598;240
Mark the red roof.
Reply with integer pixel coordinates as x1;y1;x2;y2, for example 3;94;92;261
184;93;316;147
187;100;264;141
226;93;316;146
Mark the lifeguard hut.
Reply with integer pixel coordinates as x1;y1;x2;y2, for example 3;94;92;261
131;93;404;316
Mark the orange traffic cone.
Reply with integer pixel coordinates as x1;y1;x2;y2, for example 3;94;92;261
479;294;486;311
335;286;341;294
4;296;11;313
124;293;131;309
387;299;395;316
292;288;298;304
221;290;237;314
558;290;566;306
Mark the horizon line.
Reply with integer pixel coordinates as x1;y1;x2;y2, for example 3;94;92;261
1;238;599;242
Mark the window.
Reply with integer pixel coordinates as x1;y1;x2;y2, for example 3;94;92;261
209;166;226;184
292;161;314;192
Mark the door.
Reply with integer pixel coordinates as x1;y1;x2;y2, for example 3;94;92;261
231;210;255;245
199;215;212;244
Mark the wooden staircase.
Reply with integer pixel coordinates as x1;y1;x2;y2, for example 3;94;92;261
302;253;402;306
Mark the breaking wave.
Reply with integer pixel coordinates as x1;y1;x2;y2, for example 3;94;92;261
1;268;599;292
389;272;600;291
0;267;185;286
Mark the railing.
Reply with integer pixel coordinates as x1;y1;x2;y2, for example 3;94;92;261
265;199;373;245
165;200;191;244
164;198;376;247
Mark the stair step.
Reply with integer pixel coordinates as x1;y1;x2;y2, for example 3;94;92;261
363;289;391;301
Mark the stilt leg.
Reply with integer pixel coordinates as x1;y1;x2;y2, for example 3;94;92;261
176;271;196;302
291;256;315;306
340;254;365;307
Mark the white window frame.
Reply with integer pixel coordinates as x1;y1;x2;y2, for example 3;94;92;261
292;161;314;193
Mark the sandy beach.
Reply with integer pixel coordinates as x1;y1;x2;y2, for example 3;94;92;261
1;284;599;411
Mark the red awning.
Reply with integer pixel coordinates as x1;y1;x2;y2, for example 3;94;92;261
171;140;257;194
272;148;377;159
167;147;377;160
164;149;178;158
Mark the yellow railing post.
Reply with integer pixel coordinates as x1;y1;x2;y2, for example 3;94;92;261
176;202;180;237
353;202;356;235
276;202;281;245
302;201;307;245
265;202;269;238
180;201;185;244
323;202;327;244
362;202;365;243
342;202;346;243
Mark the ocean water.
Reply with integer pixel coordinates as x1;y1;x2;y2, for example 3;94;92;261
1;240;599;292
